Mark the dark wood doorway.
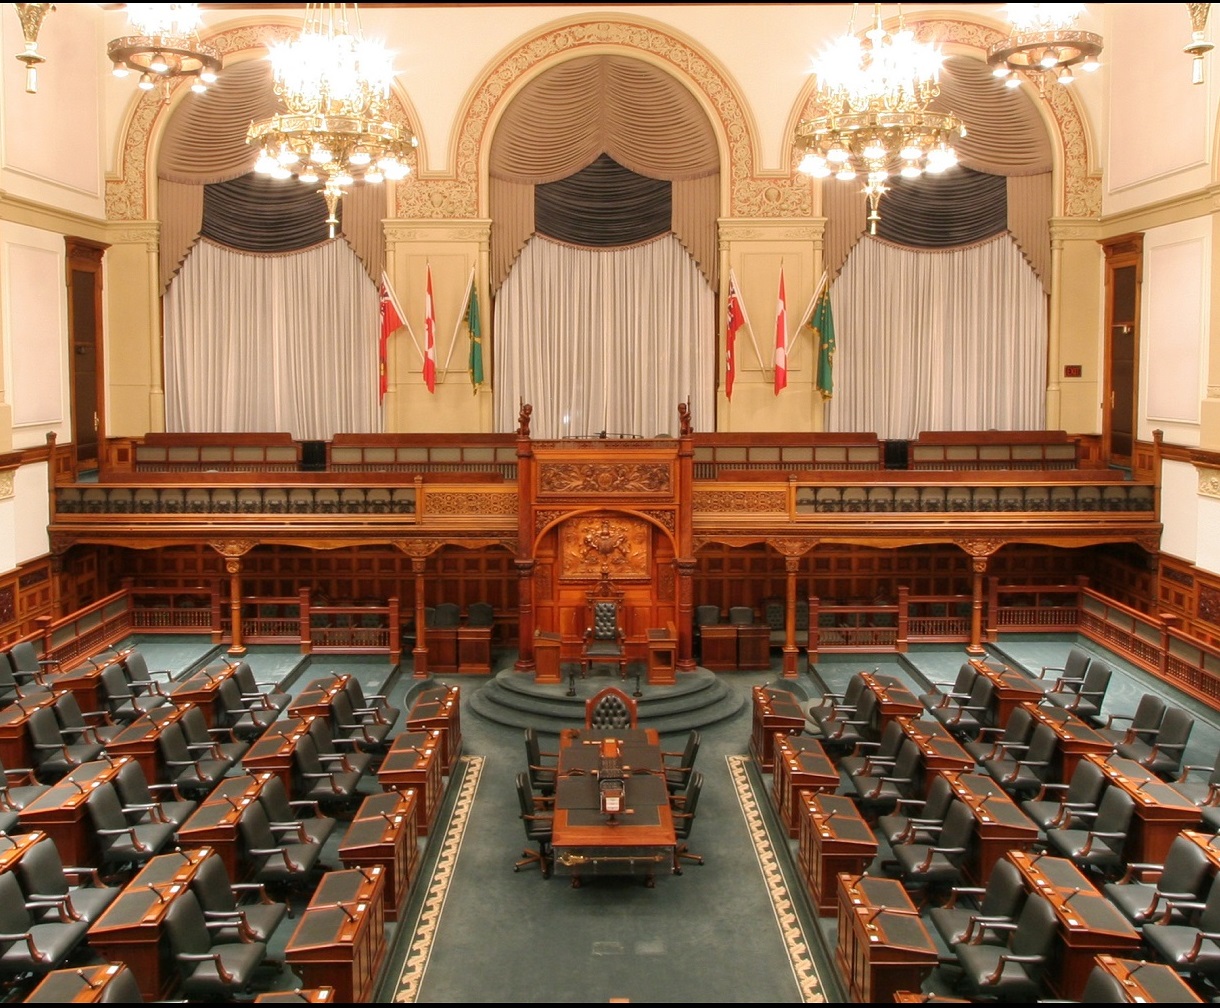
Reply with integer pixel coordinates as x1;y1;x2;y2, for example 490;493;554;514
1101;233;1142;470
65;237;108;475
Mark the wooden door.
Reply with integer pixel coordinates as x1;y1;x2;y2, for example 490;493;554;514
1101;234;1142;469
65;237;108;474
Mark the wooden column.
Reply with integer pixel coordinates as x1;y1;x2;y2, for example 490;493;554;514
514;560;537;674
211;541;253;657
412;556;429;678
675;558;697;672
783;556;800;678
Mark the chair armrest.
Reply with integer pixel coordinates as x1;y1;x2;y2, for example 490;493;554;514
95;826;155;852
985;954;1045;985
0;931;51;962
176;950;237;982
942;885;986;910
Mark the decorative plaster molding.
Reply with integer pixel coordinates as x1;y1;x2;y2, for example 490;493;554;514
0;471;13;501
1198;466;1220;499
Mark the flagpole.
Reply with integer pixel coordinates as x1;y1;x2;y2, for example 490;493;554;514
731;274;768;372
787;270;828;368
441;266;475;376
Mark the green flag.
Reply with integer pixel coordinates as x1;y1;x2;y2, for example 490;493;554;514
809;288;835;401
467;283;484;392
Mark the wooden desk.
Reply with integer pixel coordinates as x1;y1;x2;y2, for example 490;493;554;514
289;674;350;721
377;730;445;836
87;846;213;1001
699;624;738;671
104;703;188;786
771;733;839;837
835;873;938;1003
405;685;461;774
426;626;459;673
1088;753;1202;863
457;625;492;675
339;789;419;921
1022;702;1114;780
646;626;677;685
24;963;142;1003
736;623;771;670
17;756;130;865
749;685;807;772
551;729;675;886
860;672;924;735
894;717;976;778
169;662;237;726
1088;954;1205;1003
242;715;314;794
177;772;274;881
0;688;55;769
1006;850;1141;1000
0;829;48;875
939;770;1039;883
284;866;387;1003
969;659;1045;728
797;792;877;914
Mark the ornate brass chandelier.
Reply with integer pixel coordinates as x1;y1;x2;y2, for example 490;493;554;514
987;3;1103;89
795;4;963;234
246;3;417;238
107;3;221;102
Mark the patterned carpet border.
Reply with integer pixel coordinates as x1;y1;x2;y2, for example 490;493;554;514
391;754;484;1003
727;753;826;1003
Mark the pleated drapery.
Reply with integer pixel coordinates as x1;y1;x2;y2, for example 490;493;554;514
826;234;1048;441
163;239;381;441
488;54;720;293
156;58;385;290
493;234;714;440
822;56;1054;289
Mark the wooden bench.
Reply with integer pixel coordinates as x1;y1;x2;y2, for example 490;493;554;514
908;430;1082;470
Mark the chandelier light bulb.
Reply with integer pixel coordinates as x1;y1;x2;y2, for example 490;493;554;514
270;166;292;180
107;3;221;102
246;3;417;231
1057;65;1074;84
138;73;155;91
254;153;278;174
793;4;964;229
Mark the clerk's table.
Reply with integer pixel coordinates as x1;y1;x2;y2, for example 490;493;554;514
550;727;676;886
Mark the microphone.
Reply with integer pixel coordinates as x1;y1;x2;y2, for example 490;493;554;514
1062;886;1084;905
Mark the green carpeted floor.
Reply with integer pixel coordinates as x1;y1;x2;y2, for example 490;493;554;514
95;633;1220;1003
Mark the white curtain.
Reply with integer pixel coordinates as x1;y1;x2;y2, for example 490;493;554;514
493;234;714;439
163;239;381;441
827;234;1048;440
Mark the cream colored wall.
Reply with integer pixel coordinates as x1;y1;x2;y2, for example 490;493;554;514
1048;228;1105;435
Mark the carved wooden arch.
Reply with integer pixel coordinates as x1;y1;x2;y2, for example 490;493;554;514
393;13;804;222
788;12;1100;219
105;17;422;221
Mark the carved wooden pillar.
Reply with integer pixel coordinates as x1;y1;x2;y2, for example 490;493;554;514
675;558;696;672
783;555;800;678
212;540;254;657
772;538;813;677
411;555;429;678
969;556;987;655
514;559;536;673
